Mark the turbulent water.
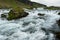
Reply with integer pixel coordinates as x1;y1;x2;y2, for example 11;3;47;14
0;8;60;40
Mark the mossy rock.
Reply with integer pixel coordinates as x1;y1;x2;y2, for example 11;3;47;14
1;14;7;18
7;10;29;20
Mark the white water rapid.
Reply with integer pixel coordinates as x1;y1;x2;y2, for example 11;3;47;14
0;8;60;40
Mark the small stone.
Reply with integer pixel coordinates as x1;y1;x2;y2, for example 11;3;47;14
38;13;45;16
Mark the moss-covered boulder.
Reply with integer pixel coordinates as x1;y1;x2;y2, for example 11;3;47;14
7;10;29;20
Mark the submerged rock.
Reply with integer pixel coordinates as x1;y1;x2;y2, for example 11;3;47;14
38;13;45;16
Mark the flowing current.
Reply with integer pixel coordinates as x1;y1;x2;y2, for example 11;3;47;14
0;8;60;40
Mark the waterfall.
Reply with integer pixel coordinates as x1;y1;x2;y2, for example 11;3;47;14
0;8;60;40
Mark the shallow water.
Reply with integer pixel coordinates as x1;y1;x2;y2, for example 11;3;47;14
0;8;60;40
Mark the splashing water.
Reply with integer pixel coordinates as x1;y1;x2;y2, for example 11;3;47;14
0;8;60;40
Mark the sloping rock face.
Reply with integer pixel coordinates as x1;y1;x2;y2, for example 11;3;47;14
17;0;46;7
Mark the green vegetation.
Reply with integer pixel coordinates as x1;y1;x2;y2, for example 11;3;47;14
0;0;46;11
0;0;60;20
0;0;47;20
44;6;60;10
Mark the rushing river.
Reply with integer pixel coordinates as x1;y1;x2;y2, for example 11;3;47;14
0;8;60;40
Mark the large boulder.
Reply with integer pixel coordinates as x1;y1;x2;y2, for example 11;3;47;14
7;10;29;20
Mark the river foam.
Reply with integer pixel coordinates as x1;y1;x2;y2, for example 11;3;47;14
0;8;60;40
